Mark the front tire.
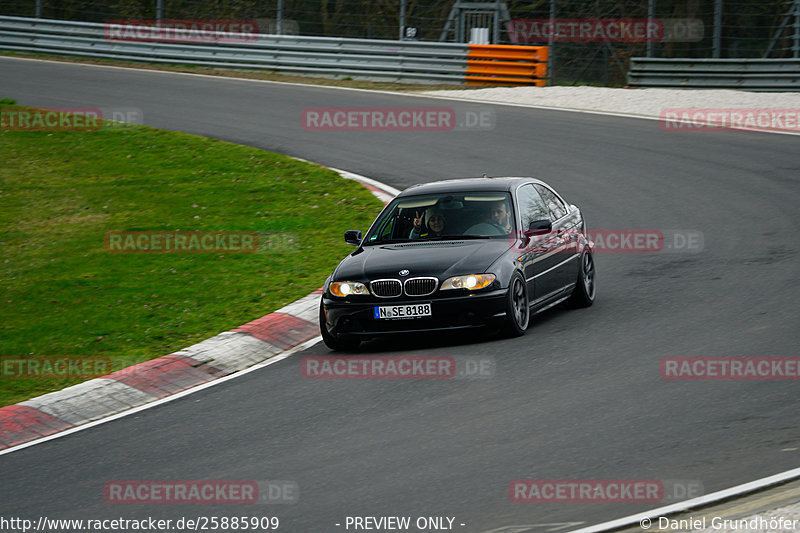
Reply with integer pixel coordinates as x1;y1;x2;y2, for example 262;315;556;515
319;302;360;351
568;248;596;308
505;272;530;336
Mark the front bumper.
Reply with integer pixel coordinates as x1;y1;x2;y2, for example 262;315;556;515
322;289;508;337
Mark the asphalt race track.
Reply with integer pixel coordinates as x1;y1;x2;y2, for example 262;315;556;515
2;57;799;532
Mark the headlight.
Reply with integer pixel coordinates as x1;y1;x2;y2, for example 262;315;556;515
330;281;370;297
441;274;496;291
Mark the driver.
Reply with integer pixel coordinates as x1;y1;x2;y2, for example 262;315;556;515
487;200;512;233
410;207;446;238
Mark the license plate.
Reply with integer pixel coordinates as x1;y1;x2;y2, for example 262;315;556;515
374;303;432;320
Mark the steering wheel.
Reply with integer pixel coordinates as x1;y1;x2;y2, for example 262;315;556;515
465;222;505;236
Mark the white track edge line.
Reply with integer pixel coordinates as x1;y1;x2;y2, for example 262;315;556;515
566;466;800;533
0;335;323;456
3;55;799;137
329;167;402;196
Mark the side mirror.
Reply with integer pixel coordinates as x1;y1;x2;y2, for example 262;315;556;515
527;219;552;236
344;230;362;246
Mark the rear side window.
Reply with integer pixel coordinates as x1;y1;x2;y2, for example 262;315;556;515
517;184;550;230
534;184;567;221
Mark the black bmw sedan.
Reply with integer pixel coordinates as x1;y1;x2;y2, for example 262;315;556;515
320;177;595;350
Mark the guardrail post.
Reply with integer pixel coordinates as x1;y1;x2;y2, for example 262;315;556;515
627;57;800;90
399;0;406;40
547;0;556;85
493;7;500;44
35;0;42;18
277;0;283;34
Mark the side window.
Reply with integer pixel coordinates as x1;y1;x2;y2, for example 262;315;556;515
380;215;395;239
368;209;396;241
534;184;567;221
517;185;550;230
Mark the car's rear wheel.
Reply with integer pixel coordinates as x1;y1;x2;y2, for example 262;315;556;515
568;248;596;308
505;272;530;336
319;302;361;351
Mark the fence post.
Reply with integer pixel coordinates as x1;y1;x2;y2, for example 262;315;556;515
646;0;655;58
794;0;799;58
493;6;499;44
547;0;556;85
712;0;722;58
399;0;406;40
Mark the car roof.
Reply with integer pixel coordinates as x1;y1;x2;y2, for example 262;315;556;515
397;177;548;197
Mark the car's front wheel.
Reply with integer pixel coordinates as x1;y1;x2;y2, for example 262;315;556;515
319;301;361;351
568;248;596;308
505;272;530;336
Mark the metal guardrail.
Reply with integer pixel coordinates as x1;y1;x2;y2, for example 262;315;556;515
628;57;800;91
0;16;470;83
466;44;547;86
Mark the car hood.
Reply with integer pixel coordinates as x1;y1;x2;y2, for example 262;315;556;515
334;239;511;281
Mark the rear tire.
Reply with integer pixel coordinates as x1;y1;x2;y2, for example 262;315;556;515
505;272;530;336
568;248;596;308
319;302;361;351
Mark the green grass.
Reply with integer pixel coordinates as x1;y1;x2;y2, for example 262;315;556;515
0;104;383;406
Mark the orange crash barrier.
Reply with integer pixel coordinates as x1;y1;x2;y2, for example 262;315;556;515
466;45;548;86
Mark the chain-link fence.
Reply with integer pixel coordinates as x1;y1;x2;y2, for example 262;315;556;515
2;0;799;85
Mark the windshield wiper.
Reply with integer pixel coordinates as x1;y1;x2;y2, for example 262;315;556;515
366;235;494;244
364;238;411;245
437;234;490;240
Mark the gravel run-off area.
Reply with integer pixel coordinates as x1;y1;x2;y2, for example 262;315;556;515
420;86;800;133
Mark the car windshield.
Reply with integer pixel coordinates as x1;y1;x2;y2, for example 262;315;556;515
364;192;515;244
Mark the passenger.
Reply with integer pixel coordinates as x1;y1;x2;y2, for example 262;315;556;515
410;207;447;238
